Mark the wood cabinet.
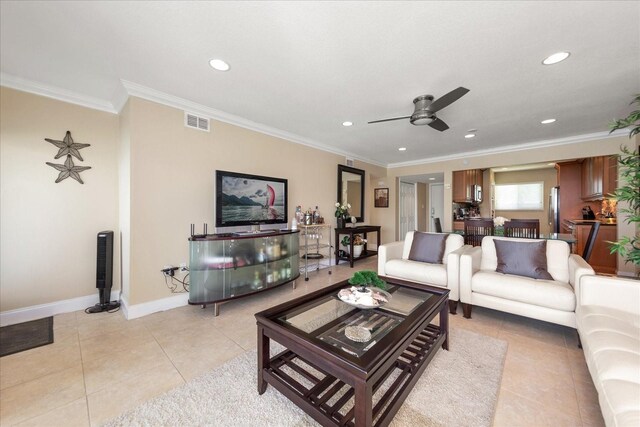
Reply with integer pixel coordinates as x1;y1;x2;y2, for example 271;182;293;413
574;223;617;274
453;221;464;231
581;156;617;200
453;170;467;203
453;169;483;203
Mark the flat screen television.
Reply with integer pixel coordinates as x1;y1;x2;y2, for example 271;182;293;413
215;170;288;227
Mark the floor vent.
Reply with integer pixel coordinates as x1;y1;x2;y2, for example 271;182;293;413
184;112;210;132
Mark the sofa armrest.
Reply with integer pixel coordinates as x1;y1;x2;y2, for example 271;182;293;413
459;246;482;303
579;275;640;315
568;254;595;295
445;245;470;301
377;240;405;276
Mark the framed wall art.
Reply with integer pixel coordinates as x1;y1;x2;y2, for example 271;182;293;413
374;188;389;208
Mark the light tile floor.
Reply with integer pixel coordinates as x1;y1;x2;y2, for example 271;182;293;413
0;258;604;426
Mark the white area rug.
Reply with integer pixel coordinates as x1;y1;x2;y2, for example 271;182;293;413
104;328;507;427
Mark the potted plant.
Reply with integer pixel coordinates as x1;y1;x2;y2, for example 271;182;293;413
348;270;388;292
334;202;351;228
341;234;365;258
608;94;639;272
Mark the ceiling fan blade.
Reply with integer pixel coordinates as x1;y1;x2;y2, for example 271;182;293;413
428;87;470;113
368;116;411;124
428;117;450;132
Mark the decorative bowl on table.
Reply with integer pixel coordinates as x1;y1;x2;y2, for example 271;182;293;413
338;286;391;309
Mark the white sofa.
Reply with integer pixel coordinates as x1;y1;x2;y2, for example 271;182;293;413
459;236;594;327
577;274;640;427
377;231;466;314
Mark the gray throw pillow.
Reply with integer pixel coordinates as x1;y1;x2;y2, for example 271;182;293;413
408;232;448;264
494;239;553;280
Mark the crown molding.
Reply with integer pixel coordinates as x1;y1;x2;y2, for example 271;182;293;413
0;72;117;114
119;80;386;168
387;129;630;169
2;74;629;170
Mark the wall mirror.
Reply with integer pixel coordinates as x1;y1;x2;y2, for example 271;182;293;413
337;164;365;222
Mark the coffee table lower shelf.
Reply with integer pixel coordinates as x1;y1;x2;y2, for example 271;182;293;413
262;324;444;427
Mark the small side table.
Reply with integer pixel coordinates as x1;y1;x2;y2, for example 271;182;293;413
334;225;381;268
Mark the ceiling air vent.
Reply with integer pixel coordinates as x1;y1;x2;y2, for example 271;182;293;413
345;158;354;167
184;112;210;132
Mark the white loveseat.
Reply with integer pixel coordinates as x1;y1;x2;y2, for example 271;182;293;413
377;231;466;314
577;274;640;427
459;236;594;327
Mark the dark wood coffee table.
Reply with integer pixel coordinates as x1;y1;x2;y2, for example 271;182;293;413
255;277;449;427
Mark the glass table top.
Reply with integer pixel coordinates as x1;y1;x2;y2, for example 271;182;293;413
278;286;433;358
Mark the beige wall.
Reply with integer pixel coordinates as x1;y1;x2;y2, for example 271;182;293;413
126;97;385;305
0;89;386;311
0;87;120;311
494;168;557;235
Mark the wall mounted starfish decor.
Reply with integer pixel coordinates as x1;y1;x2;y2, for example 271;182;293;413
45;131;90;161
46;155;92;184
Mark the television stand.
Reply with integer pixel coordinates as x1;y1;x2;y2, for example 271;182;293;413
188;230;300;316
234;229;277;236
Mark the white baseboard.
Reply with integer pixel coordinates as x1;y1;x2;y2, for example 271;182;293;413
121;293;189;320
0;290;121;327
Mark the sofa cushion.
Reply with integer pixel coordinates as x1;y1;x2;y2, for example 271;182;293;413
480;237;570;283
598;379;640;427
401;231;464;265
384;259;447;287
471;271;575;312
408;232;448;264
494;239;553;280
577;306;640;339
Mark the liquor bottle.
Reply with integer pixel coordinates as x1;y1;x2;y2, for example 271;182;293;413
313;206;320;224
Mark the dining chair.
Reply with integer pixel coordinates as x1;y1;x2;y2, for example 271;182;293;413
434;218;443;233
503;219;540;239
582;222;601;263
464;218;494;246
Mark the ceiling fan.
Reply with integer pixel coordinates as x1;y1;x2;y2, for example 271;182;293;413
368;87;470;132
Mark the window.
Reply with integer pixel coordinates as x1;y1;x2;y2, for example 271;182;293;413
495;182;544;211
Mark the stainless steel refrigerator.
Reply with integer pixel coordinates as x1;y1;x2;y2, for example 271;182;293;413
548;186;560;233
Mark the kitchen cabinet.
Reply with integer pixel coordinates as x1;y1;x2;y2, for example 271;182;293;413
453;171;467;203
581;156;617;200
453;169;483;203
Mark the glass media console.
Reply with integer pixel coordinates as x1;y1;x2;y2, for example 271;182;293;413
189;230;300;316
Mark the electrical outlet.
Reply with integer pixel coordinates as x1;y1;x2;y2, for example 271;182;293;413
161;266;178;277
180;262;188;271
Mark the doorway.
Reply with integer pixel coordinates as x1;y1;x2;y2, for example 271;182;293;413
399;181;416;239
429;183;444;232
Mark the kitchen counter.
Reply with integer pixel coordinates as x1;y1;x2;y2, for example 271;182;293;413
565;219;617;226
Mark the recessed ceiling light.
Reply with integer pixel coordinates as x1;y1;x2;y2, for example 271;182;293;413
209;59;230;71
464;133;476;139
547;163;556;166
398;147;407;151
428;177;436;181
542;52;570;65
342;121;353;127
500;167;508;171
541;118;556;124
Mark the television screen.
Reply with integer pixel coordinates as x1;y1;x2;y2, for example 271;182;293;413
215;170;288;227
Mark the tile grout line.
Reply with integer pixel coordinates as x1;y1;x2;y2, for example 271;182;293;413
148;322;188;385
75;310;93;427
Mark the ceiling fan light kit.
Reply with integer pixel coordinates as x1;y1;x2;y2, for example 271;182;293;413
368;87;470;132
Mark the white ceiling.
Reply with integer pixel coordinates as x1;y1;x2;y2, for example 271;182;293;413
1;1;639;166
